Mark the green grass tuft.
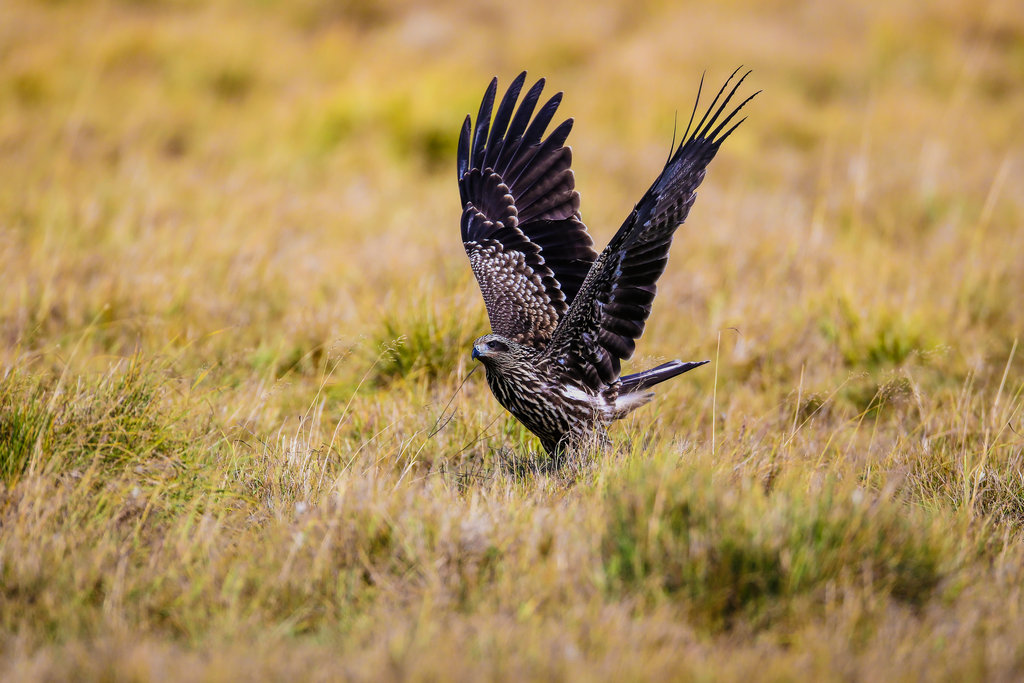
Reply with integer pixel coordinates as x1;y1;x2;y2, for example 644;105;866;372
373;299;486;385
602;461;952;631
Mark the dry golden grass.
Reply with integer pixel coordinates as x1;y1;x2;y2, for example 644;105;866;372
1;0;1023;679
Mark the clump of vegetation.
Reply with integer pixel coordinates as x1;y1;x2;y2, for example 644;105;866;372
372;298;486;385
602;462;953;630
0;375;51;482
1;360;188;483
819;297;940;371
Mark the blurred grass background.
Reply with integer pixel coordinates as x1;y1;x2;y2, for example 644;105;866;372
1;0;1023;679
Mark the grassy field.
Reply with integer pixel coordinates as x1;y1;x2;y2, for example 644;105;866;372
1;0;1023;679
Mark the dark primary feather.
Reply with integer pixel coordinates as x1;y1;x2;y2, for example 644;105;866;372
544;68;759;389
458;72;598;349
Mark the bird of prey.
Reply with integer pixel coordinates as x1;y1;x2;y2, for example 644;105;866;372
457;69;756;455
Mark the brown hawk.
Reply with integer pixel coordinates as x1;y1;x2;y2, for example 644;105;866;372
457;69;756;455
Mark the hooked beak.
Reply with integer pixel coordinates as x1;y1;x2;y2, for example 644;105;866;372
471;346;481;361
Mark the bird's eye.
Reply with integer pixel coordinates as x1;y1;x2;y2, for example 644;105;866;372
487;340;508;352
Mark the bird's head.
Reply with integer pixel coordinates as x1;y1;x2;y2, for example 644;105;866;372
471;333;523;370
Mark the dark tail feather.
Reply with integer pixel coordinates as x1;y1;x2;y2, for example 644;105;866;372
620;360;709;392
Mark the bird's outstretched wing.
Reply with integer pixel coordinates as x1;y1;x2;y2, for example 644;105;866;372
544;68;758;389
458;72;598;350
